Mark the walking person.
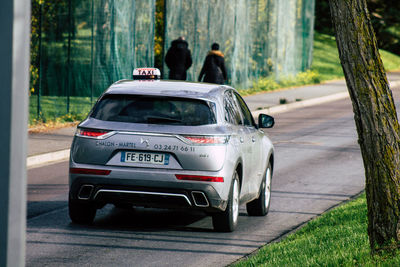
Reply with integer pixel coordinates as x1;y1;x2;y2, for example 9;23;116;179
198;43;227;84
165;36;192;80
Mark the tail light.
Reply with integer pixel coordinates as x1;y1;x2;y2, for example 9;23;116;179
70;168;111;175
176;174;224;182
183;135;229;145
76;128;113;139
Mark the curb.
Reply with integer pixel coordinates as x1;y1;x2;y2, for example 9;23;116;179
27;149;70;169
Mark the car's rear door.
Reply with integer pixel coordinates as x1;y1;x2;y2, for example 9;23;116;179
233;92;264;197
223;90;253;197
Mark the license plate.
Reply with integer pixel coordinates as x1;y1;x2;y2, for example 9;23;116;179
121;151;169;165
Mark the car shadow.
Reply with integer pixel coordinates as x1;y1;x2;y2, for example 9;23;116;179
28;201;248;233
86;205;214;232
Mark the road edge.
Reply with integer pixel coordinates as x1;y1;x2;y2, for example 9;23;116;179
27;149;70;169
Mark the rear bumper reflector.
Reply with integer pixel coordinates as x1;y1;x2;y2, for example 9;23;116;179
175;174;224;182
70;168;111;175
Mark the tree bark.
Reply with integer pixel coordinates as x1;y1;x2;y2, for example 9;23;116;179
329;0;400;252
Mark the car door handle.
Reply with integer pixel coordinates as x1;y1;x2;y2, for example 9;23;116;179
252;137;256;142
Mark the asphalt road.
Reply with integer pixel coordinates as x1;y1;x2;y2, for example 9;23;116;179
26;94;372;266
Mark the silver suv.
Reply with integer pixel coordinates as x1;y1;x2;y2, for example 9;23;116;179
69;72;275;232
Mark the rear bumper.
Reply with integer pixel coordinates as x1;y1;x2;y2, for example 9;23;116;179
69;176;227;212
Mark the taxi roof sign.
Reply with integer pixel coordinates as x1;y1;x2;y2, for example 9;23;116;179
132;67;161;80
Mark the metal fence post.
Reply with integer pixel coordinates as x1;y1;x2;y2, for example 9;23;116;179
37;1;43;120
66;0;72;114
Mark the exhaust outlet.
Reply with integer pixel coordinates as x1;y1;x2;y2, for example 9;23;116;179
78;185;94;200
191;191;209;207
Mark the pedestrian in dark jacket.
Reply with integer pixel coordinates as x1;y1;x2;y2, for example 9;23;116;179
198;43;227;84
165;37;192;80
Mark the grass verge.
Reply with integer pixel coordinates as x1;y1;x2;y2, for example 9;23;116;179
238;69;320;96
233;193;400;266
311;32;344;81
29;95;93;130
312;32;400;80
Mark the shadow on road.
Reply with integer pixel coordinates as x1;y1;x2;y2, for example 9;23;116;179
28;202;216;232
91;205;212;232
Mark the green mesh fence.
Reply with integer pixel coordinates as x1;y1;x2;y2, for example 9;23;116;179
30;0;155;123
30;0;314;123
163;0;315;88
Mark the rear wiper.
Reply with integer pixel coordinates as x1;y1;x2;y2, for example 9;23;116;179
146;116;183;124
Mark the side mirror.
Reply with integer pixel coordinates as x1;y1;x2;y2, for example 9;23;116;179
258;114;275;128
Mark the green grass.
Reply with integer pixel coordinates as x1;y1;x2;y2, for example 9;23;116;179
311;32;344;81
29;95;92;125
380;49;400;71
312;32;400;81
233;193;400;266
238;69;321;96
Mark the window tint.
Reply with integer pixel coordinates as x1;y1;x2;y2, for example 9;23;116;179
234;92;255;127
91;94;216;126
223;91;242;125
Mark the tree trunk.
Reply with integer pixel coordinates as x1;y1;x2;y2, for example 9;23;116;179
329;0;400;252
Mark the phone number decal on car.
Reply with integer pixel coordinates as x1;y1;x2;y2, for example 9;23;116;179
153;144;195;152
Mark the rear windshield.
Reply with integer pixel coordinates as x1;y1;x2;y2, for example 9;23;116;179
90;94;216;126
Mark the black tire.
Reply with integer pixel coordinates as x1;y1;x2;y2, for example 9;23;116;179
68;197;97;224
246;163;272;216
212;171;240;232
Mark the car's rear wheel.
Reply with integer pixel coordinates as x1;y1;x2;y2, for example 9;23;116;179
212;171;240;232
246;162;272;216
68;197;97;224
